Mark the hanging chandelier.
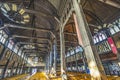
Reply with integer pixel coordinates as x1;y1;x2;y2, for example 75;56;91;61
0;3;30;24
24;44;35;49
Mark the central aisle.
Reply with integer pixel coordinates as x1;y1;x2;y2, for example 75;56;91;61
28;72;47;80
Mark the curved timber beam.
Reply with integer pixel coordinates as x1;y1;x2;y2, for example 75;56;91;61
17;42;50;47
10;35;51;44
24;50;48;53
24;9;53;17
23;49;48;52
57;40;78;43
23;46;50;50
0;24;55;39
9;35;52;50
17;42;48;45
98;0;120;8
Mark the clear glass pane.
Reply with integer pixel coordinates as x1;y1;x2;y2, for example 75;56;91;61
110;28;115;35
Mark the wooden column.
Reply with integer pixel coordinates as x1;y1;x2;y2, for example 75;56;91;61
69;51;72;71
10;61;15;76
0;46;5;60
49;51;52;73
72;0;107;80
21;62;26;74
15;63;20;75
17;57;23;75
45;56;48;73
0;49;8;60
60;27;66;74
1;52;13;78
48;54;50;73
53;39;57;76
19;59;24;74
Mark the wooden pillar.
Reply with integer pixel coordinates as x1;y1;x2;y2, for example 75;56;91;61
69;51;72;71
0;46;5;60
21;62;26;74
15;63;20;75
19;53;25;74
0;37;9;60
49;51;52;73
22;62;27;74
60;27;66;74
48;54;50;73
10;61;15;76
72;0;107;80
15;56;21;75
17;60;22;75
53;39;57;76
45;56;48;73
0;49;8;60
19;60;24;74
1;52;13;78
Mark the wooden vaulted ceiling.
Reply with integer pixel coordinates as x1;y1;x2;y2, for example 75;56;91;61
0;0;59;60
0;0;120;65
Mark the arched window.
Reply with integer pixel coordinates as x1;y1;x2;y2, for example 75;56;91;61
113;25;119;32
109;27;115;35
13;45;19;53
93;36;97;44
7;40;14;50
0;30;8;44
98;33;103;41
18;49;22;56
101;33;106;40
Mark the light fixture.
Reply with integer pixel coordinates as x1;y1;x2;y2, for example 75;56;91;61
24;44;35;49
4;3;10;11
24;19;30;22
19;9;25;15
21;21;25;24
12;4;17;11
23;14;30;19
0;3;30;24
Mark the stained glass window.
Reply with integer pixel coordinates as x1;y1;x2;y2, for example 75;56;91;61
0;30;8;44
13;45;19;53
7;40;14;50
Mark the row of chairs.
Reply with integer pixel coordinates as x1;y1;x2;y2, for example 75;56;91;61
3;74;28;80
49;71;120;80
67;72;90;80
14;72;119;80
